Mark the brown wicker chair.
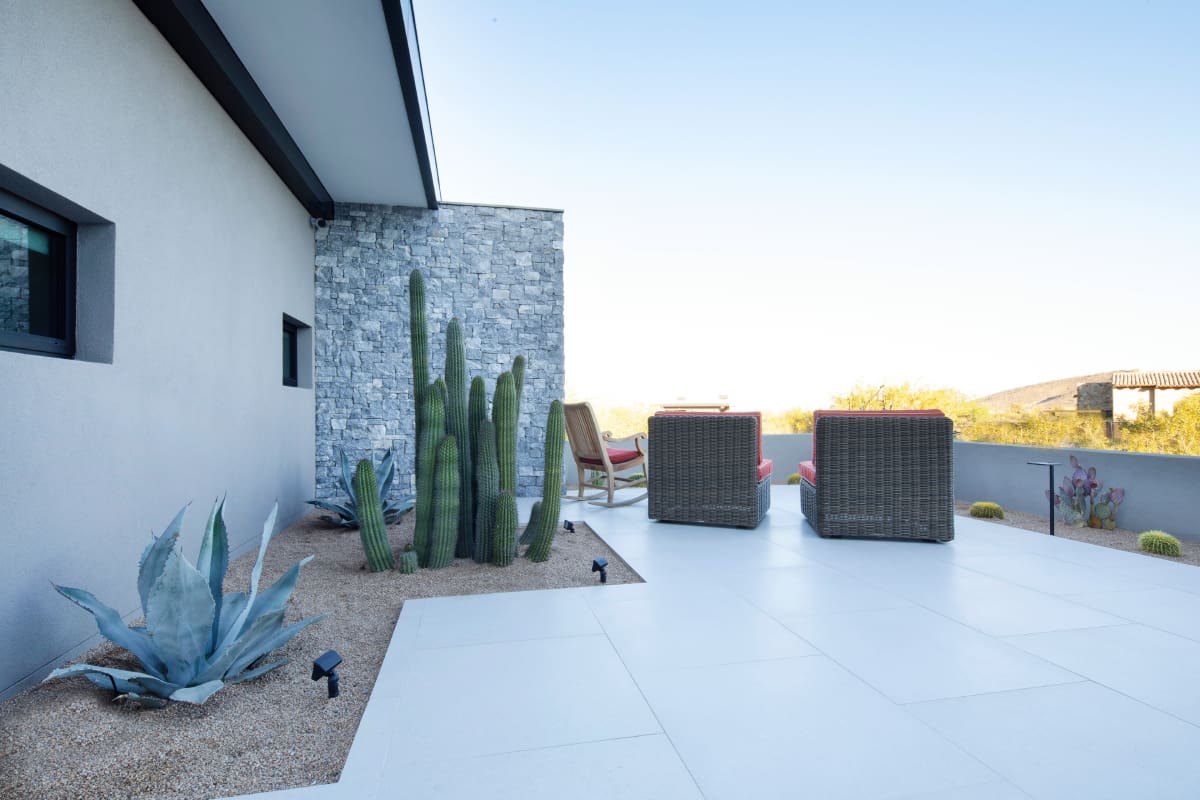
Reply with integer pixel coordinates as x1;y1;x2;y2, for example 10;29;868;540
648;412;772;528
799;411;954;541
563;401;648;507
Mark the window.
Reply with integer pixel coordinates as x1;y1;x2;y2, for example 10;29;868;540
282;316;299;386
0;190;75;357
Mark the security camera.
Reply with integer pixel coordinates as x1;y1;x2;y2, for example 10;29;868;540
312;649;343;698
309;217;328;229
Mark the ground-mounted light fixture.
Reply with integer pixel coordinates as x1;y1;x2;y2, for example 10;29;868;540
563;520;575;533
312;649;343;698
592;557;608;584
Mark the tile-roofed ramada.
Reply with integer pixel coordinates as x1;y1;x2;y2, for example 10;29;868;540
1112;371;1200;388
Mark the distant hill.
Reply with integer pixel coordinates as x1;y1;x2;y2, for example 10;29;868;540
975;372;1116;413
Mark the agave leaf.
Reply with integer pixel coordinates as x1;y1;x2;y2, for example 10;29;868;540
306;499;356;522
196;498;230;653
218;591;248;644
379;449;396;498
195;609;286;684
214;503;278;654
146;552;215;685
115;692;170;709
168;680;227;705
226;613;326;679
227;657;289;685
47;663;179;698
52;585;167;679
244;556;314;628
137;505;188;616
339;450;355;503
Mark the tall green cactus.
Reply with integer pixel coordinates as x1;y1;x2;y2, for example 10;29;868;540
474;418;499;564
445;318;474;559
353;459;394;571
493;371;518;495
493;490;517;567
433;377;448;421
512;355;526;408
468;376;487;475
414;383;444;567
428;436;460;569
409;270;429;460
525;400;565;562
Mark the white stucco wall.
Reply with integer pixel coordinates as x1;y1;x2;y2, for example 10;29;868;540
0;0;316;699
1113;387;1200;419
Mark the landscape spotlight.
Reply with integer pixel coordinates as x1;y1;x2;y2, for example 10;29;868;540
563;520;575;533
592;557;608;584
312;649;343;699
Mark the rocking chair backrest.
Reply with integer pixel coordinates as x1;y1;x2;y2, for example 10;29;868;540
564;402;608;467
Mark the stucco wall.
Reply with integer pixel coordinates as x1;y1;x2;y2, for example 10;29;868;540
0;0;316;700
314;202;565;498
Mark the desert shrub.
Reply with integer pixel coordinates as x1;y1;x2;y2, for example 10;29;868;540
786;473;802;485
969;501;1005;519
1139;530;1182;557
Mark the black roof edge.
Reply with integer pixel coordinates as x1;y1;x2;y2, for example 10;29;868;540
381;0;440;209
132;0;336;220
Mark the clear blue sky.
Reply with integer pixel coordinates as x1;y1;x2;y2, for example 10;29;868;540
414;1;1199;410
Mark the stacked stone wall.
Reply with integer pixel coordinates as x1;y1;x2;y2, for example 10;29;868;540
314;202;564;497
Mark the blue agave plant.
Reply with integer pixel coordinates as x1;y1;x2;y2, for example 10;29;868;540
44;500;324;707
308;448;415;527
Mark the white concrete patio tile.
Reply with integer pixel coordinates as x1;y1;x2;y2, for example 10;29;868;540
781;607;1081;704
721;562;911;618
1005;623;1200;725
952;553;1149;595
381;634;660;764
1101;556;1200;596
894;781;1033;800
1065;586;1200;642
593;589;818;674
388;735;703;799
408;587;601;649
908;682;1200;800
636;656;999;800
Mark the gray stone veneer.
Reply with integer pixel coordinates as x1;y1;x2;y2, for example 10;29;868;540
314;201;565;498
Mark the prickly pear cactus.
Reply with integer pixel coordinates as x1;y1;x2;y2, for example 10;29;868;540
493;371;518;495
492;490;517;567
353;459;394;572
525;400;565;562
445;318;474;559
474;419;499;564
398;549;419;574
414;384;444;567
428;436;460;569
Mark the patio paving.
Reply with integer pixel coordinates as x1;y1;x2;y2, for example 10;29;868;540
227;486;1200;800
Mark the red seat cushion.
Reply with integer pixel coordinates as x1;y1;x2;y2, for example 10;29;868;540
798;460;817;485
580;447;641;467
757;459;773;482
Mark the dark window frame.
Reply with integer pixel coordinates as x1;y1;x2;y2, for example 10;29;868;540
282;315;300;387
0;189;76;357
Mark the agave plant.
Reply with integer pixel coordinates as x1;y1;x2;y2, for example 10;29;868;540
308;448;415;527
43;500;324;707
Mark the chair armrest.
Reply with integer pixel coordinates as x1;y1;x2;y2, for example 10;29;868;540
603;430;648;457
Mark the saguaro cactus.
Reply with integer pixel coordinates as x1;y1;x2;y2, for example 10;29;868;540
474;419;500;564
414;384;444;567
445;318;474;558
468;376;487;475
525;400;565;562
492;490;517;567
409;270;429;457
493;371;518;495
428;436;460;569
512;355;526;408
353;459;394;571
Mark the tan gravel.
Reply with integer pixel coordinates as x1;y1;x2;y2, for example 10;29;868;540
0;511;640;800
954;501;1200;566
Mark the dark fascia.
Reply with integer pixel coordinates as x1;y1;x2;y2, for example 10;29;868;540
132;0;336;220
381;0;441;209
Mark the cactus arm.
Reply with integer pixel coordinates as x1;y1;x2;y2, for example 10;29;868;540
445;318;474;558
409;270;430;462
525;400;565;562
414;383;444;566
494;372;518;495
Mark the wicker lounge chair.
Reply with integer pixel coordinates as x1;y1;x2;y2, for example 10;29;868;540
648;411;772;528
798;410;954;542
563;401;648;507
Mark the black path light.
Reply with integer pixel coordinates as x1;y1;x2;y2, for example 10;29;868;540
563;520;575;533
312;650;343;699
1027;461;1061;536
592;557;608;583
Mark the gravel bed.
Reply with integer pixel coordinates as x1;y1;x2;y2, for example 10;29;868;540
0;512;640;800
954;501;1200;566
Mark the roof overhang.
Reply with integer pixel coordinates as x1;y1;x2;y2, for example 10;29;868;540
134;0;440;218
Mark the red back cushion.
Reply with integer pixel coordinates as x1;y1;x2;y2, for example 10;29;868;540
810;409;945;462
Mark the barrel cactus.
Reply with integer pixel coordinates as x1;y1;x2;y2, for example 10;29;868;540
353;459;394;572
1139;530;1181;557
492;490;517;567
474;418;499;564
398;548;419;574
428;436;460;569
525;400;565;562
969;502;1005;519
43;500;324;706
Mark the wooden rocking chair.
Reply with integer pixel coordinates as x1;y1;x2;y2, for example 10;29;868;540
563;401;648;507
